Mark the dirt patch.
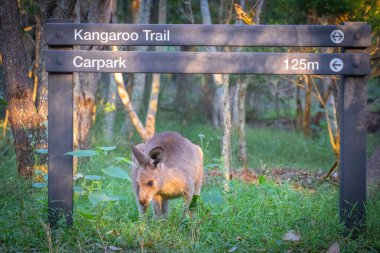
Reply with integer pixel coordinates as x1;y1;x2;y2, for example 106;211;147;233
205;167;338;190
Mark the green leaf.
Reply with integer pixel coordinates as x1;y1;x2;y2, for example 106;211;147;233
43;174;48;182
36;149;48;154
88;192;127;205
32;182;47;188
202;189;224;205
77;209;96;220
101;166;131;181
97;146;117;151
64;150;97;157
258;175;267;185
115;157;134;166
84;175;103;180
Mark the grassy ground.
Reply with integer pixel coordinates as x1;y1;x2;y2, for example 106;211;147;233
0;118;380;252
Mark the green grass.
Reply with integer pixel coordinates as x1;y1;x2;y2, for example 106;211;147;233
1;118;380;252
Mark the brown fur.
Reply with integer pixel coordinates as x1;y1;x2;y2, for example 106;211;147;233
131;131;203;219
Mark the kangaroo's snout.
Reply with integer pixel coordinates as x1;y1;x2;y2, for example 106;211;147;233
139;199;147;206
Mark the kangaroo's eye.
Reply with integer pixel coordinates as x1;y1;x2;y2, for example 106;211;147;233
147;181;153;187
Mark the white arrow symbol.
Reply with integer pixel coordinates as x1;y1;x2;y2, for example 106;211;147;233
329;58;344;72
330;30;344;44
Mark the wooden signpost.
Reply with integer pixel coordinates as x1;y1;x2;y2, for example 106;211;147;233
45;21;370;230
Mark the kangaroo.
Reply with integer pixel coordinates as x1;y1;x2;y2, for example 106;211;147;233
131;131;203;219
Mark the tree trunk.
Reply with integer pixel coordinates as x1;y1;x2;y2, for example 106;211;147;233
103;1;119;143
231;84;239;126
295;78;303;130
200;0;224;127
131;0;152;114
73;0;116;150
103;73;117;142
274;81;280;120
234;0;264;170
37;0;77;121
221;75;232;191
237;79;249;170
145;0;166;138
303;76;312;136
0;0;48;175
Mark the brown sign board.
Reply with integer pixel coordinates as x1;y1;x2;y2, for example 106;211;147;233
45;24;371;47
45;50;370;75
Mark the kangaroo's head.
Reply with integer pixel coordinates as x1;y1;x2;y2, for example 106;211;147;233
131;145;165;207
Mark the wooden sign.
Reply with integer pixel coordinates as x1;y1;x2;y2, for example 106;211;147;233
45;24;371;47
46;51;370;75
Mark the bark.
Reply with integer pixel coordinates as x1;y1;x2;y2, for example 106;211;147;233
131;0;152;114
231;84;239;126
295;78;303;130
73;0;116;150
103;1;118;143
103;73;117;142
234;0;263;170
37;0;77;120
273;81;280;120
303;76;312;136
200;0;224;127
0;0;47;175
221;75;232;191
237;79;249;170
114;68;148;141
254;0;265;24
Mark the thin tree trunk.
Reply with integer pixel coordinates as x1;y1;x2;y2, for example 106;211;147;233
295;78;303;130
255;0;265;24
274;81;280;120
200;0;224;127
303;75;312;136
0;0;48;175
231;84;239;126
103;1;118;142
145;0;166;138
238;79;248;170
103;73;117;142
114;69;148;141
234;0;263;171
131;0;152;114
221;75;232;191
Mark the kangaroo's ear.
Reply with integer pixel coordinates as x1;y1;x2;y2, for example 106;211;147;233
131;145;149;167
149;147;164;167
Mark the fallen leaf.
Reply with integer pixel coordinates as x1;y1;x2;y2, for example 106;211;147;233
282;230;301;242
228;246;238;252
236;236;243;241
326;242;340;253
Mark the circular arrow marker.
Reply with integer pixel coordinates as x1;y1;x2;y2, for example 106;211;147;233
329;58;344;72
330;29;344;44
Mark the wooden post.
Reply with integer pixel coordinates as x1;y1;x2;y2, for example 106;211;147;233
48;19;74;226
339;22;368;230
